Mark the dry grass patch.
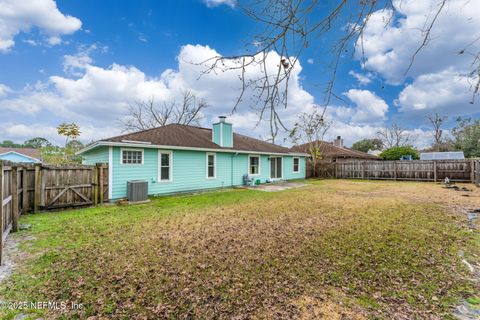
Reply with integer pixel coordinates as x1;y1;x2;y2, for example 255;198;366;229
0;180;478;319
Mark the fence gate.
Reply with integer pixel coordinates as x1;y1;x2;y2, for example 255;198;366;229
1;161;109;265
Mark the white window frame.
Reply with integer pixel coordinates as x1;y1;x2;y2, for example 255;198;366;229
158;150;173;182
206;152;216;179
248;155;261;175
292;157;300;173
270;156;283;179
120;148;144;165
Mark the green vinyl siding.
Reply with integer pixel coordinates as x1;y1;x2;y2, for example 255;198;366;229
81;146;109;165
81;146;306;199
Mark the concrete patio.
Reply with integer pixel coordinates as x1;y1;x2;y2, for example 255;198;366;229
241;181;308;192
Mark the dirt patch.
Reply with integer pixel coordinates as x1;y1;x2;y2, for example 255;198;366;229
0;233;35;284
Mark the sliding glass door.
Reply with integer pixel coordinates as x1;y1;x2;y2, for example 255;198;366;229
270;157;282;179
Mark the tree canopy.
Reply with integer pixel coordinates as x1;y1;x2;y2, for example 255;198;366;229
351;139;383;153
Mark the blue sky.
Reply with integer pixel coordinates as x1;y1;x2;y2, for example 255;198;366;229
0;0;478;147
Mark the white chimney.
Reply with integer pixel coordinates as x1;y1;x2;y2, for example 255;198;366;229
333;136;343;148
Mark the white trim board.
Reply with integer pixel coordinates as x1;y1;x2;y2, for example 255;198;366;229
77;141;309;157
108;147;113;200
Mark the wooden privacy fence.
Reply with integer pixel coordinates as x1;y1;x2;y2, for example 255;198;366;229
1;161;108;265
335;160;479;183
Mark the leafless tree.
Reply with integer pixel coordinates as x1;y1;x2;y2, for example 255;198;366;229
376;123;413;149
121;91;208;132
194;0;479;141
426;112;447;150
290;106;332;177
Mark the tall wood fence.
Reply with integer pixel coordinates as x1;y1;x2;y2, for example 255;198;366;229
1;161;108;265
335;160;479;183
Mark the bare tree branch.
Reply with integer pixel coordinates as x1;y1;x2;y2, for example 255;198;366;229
120;91;209;132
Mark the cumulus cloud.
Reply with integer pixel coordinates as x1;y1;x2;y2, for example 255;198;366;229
0;84;11;97
0;44;315;143
0;0;82;52
358;0;480;84
203;0;236;8
0;43;427;148
0;122;121;145
343;89;388;124
348;70;373;86
395;68;476;116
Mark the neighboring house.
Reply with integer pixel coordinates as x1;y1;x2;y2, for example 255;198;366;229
0;147;41;163
290;136;378;177
78;117;307;200
420;151;465;160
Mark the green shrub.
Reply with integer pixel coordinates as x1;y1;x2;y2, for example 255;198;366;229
380;146;419;160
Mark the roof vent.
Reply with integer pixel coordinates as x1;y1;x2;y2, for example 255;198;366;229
218;116;227;123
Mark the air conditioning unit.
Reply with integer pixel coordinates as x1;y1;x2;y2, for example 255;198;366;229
127;180;148;202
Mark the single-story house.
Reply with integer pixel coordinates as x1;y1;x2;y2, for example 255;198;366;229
0;147;41;163
290;136;378;177
77;117;307;200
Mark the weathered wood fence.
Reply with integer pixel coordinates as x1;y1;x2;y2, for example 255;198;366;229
335;160;480;183
1;161;108;265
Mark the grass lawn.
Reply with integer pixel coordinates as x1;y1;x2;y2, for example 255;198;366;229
1;180;479;319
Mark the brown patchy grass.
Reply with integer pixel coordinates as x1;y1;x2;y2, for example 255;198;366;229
1;180;479;319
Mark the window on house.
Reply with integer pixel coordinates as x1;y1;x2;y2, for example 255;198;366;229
207;153;216;178
249;156;260;175
122;149;143;164
293;157;300;173
159;152;171;181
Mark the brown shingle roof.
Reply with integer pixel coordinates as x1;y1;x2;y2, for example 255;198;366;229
0;147;40;160
101;124;293;154
290;141;378;160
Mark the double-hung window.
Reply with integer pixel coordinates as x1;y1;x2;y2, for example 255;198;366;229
121;149;143;164
249;155;260;175
159;151;172;182
293;157;300;173
207;153;216;178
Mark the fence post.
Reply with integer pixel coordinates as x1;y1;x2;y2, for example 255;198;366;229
12;166;18;233
433;161;437;182
99;165;104;205
475;160;480;187
34;164;41;213
22;167;29;213
0;162;4;265
471;160;475;184
393;161;397;181
93;165;99;206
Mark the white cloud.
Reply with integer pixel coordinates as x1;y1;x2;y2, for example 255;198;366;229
0;84;11;97
307;58;314;64
348;70;373;86
0;44;315;143
203;0;236;8
0;122;121;145
343;89;388;124
395;68;476;116
358;0;480;84
0;0;82;52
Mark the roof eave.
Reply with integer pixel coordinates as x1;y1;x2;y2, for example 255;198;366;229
77;141;308;156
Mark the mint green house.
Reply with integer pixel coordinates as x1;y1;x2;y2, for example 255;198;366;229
78;117;307;200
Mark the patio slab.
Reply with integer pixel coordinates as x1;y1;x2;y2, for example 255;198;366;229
243;182;308;192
